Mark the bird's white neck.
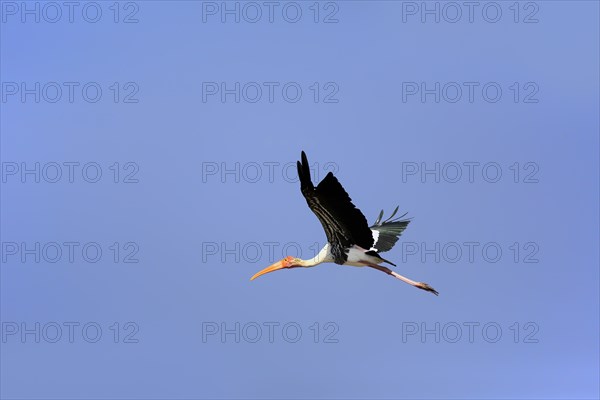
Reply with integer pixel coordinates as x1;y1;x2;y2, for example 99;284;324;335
299;244;332;267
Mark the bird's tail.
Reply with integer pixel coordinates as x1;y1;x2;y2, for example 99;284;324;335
365;250;397;267
380;256;397;267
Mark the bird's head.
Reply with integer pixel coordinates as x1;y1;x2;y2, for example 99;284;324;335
250;255;302;281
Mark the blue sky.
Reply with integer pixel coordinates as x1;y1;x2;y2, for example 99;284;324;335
1;1;599;399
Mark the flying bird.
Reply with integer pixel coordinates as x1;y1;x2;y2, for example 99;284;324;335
250;151;438;295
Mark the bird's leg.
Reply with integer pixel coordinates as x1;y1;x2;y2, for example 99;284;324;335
365;263;439;296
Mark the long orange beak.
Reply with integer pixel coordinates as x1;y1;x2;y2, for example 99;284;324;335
250;260;286;281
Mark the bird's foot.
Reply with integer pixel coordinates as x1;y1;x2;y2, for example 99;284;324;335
416;282;439;296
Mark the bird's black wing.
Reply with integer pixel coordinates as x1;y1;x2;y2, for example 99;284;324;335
297;151;374;264
369;206;411;253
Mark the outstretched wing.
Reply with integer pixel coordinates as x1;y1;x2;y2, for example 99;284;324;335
297;151;373;264
369;206;411;253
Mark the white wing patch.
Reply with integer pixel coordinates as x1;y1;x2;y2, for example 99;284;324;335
369;229;380;251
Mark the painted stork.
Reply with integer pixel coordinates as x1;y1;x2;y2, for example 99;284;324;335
250;151;438;295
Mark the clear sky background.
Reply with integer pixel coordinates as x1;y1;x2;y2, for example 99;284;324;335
1;1;599;399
